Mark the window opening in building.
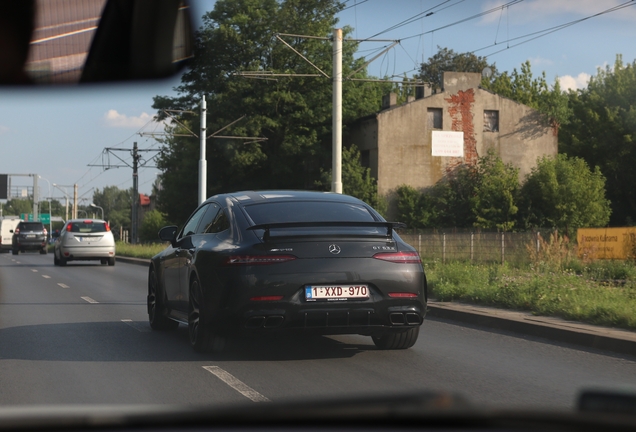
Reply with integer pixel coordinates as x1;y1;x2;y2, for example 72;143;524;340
484;110;499;132
427;108;442;129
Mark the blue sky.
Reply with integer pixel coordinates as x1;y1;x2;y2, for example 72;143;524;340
1;0;635;205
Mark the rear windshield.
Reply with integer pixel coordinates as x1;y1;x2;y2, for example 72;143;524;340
243;201;386;237
244;201;376;224
66;222;108;233
19;223;44;231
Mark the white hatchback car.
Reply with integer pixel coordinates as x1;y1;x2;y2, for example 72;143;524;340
53;219;116;266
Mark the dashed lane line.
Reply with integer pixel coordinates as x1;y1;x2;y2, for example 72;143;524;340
42;275;51;279
81;296;99;304
121;319;150;332
202;366;270;402
31;269;38;272
57;283;70;289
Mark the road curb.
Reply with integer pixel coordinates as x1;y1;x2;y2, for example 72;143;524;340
116;256;150;267
427;303;636;357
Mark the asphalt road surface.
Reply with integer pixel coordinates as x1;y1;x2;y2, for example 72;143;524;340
1;252;635;409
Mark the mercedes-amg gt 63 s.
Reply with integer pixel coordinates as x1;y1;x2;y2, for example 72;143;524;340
148;190;427;352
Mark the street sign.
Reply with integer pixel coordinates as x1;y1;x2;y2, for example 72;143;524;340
40;213;51;224
21;213;34;221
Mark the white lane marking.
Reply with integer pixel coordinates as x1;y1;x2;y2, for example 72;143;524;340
57;283;70;289
42;275;51;279
31;269;38;272
81;296;98;304
203;366;270;402
121;319;150;332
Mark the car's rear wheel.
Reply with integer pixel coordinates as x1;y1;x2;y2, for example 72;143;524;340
148;268;179;331
372;326;419;350
188;278;225;353
108;257;115;266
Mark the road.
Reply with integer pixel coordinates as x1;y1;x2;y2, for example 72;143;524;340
1;252;635;409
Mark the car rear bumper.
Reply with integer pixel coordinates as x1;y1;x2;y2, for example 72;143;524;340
231;301;426;337
201;257;427;337
59;246;115;260
14;239;47;250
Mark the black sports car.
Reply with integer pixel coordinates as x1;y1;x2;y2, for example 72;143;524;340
148;190;426;352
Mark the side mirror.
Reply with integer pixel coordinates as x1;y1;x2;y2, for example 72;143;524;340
158;225;178;245
9;230;14;233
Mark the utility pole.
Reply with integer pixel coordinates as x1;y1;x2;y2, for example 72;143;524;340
238;30;404;195
140;107;265;206
332;28;343;194
131;142;141;244
89;143;159;244
199;95;207;204
73;184;78;219
32;174;39;220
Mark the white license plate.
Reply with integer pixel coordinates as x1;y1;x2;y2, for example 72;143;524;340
305;285;369;301
26;234;36;238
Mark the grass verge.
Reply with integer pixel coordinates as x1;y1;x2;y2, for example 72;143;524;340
116;242;167;259
425;260;636;331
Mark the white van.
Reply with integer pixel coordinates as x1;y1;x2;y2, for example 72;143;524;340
0;217;22;252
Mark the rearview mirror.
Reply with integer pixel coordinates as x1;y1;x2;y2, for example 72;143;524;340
3;0;193;85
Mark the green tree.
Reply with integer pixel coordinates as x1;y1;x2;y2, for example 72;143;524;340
472;151;519;231
482;60;571;135
560;55;636;225
2;198;33;216
519;154;611;235
139;210;167;243
417;47;496;92
394;164;479;229
153;0;390;224
92;186;132;239
341;144;386;214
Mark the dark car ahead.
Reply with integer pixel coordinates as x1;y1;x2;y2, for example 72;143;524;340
11;221;48;255
148;190;426;353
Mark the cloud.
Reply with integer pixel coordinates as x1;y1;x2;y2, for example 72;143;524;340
480;0;636;24
529;56;553;67
0;125;9;135
103;110;153;128
558;72;591;91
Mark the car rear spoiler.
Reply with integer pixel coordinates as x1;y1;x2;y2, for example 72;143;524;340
247;221;407;242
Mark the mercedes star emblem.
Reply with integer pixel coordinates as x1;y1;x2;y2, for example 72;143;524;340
328;244;341;255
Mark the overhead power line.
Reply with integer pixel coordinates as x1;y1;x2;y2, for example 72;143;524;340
400;0;524;42
472;0;636;57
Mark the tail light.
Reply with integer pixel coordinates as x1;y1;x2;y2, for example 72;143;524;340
223;255;297;265
14;228;20;235
43;228;48;236
373;251;421;264
105;223;111;232
66;223;73;231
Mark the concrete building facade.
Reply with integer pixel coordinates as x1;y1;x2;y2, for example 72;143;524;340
346;72;558;212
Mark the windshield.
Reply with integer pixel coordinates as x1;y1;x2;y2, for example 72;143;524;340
2;0;636;423
18;222;43;231
244;201;376;224
65;221;108;233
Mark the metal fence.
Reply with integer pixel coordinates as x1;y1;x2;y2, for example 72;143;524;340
398;229;554;265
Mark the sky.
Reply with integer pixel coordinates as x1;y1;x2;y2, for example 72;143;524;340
1;0;635;208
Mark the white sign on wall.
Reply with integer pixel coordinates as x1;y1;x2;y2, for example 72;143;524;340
432;131;464;157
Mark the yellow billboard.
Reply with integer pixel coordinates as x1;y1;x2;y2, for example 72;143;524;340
577;227;636;260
